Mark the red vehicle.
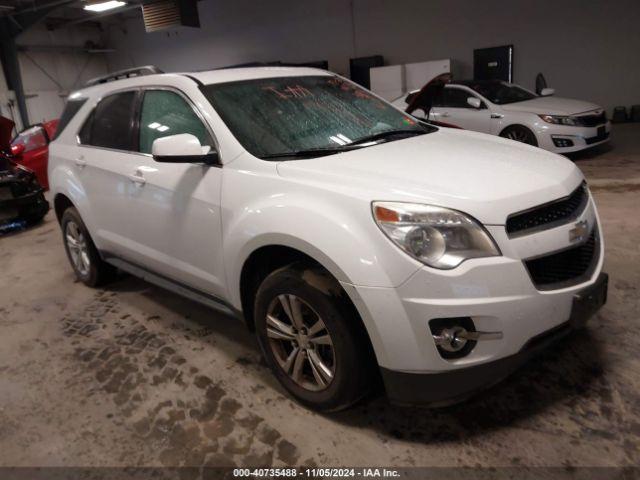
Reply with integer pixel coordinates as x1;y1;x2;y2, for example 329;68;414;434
10;119;59;190
1;116;50;230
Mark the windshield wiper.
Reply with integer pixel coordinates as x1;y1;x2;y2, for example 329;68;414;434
260;145;364;159
259;128;428;160
348;128;426;146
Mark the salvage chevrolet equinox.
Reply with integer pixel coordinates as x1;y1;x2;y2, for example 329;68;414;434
49;66;608;411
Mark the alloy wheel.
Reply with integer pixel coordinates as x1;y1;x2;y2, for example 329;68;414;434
505;127;535;145
65;220;91;277
266;294;336;391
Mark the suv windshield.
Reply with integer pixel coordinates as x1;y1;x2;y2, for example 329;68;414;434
465;81;537;105
202;75;429;159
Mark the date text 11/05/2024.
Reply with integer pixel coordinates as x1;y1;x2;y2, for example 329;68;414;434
232;468;401;477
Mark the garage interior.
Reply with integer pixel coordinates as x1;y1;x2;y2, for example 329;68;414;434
1;0;639;475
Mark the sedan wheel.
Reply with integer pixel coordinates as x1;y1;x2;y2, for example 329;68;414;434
501;125;538;146
266;294;335;391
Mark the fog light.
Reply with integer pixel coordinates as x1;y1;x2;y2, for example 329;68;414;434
429;317;503;360
552;137;574;148
434;326;472;352
429;317;476;359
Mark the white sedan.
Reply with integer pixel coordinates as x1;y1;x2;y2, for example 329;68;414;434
392;80;611;153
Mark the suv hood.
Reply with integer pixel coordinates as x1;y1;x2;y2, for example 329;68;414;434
500;96;602;115
276;129;583;225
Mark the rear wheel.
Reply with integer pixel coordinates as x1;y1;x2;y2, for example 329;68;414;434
61;207;116;287
500;125;538;146
254;265;373;411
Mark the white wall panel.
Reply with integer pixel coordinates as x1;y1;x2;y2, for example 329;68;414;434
369;65;404;101
405;60;451;92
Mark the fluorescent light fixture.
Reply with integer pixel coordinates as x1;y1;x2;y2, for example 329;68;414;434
84;1;126;13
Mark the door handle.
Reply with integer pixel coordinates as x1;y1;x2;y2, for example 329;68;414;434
491;113;504;119
74;157;87;168
128;173;146;185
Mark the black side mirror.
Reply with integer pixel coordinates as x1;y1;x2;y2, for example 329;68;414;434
153;151;219;166
151;134;220;166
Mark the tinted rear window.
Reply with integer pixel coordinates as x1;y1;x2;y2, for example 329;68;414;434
53;98;87;140
86;91;137;150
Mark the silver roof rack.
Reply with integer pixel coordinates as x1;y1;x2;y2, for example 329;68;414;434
85;66;164;87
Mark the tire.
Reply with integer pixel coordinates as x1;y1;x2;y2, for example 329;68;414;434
254;264;373;411
61;207;116;287
500;125;538;147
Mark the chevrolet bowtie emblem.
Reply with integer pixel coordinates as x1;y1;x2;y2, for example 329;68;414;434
569;220;588;243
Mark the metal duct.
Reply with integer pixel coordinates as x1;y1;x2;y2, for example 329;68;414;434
142;0;200;32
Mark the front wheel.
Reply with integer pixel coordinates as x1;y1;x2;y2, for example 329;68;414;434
500;125;538;147
254;265;373;411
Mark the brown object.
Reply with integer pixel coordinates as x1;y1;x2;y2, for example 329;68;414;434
406;73;452;116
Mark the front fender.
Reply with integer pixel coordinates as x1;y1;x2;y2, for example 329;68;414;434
222;187;422;311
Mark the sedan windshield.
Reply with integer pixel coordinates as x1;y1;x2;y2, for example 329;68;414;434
202;75;429;159
465;81;537;105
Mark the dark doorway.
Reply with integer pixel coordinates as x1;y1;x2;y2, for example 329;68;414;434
349;55;384;89
473;45;514;82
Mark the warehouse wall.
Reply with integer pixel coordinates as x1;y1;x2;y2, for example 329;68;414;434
353;0;640;114
105;0;355;75
0;23;109;130
104;0;640;113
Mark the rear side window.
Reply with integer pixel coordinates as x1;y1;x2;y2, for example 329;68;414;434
138;90;212;154
53;98;87;140
82;91;137;150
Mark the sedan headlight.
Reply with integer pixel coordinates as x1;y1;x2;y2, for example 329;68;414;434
538;114;578;126
372;202;500;269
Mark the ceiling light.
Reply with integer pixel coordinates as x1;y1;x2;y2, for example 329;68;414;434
84;1;127;13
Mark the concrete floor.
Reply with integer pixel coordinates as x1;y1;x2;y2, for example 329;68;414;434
1;125;639;469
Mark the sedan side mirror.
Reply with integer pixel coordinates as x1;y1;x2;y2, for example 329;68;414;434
467;97;482;109
540;88;555;97
152;133;219;165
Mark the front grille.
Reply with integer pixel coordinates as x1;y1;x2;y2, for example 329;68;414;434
506;182;588;237
575;111;606;127
524;228;598;290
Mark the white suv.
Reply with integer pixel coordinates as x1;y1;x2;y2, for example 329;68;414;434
49;66;608;411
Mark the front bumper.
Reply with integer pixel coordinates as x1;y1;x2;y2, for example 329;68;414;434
0;163;50;225
382;272;608;406
340;193;605;406
535;121;611;153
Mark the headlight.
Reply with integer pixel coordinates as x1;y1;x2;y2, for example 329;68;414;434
372;202;500;269
538;114;578;126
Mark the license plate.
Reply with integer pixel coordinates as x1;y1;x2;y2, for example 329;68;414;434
569;273;608;328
